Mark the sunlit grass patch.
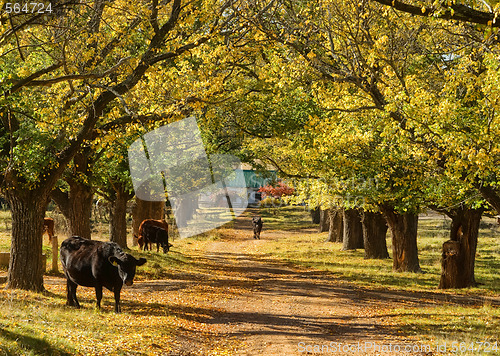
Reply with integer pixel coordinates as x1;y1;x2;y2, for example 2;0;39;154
258;205;317;230
0;289;78;355
379;304;500;355
251;232;440;291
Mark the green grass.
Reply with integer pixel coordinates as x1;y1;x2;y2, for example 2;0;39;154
257;205;318;230
0;287;180;355
256;232;500;294
389;304;500;347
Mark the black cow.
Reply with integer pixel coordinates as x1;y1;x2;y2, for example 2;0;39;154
136;219;169;251
252;216;263;239
143;225;172;253
60;236;146;313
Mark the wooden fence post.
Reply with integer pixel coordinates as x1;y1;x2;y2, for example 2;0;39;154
51;236;58;273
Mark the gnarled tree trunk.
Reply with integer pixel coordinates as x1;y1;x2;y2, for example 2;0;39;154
52;180;93;239
439;207;482;289
326;208;343;242
342;208;363;250
51;150;93;239
361;210;389;259
380;205;421;272
69;181;93;238
5;189;49;291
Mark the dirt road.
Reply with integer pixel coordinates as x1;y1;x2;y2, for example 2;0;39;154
147;214;430;356
200;241;403;355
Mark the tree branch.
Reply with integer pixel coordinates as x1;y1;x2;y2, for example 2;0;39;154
263;155;320;179
8;63;63;94
372;0;499;27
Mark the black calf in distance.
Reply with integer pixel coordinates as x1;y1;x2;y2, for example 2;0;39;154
252;216;263;239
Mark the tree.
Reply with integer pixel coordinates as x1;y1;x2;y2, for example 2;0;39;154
258;181;294;199
319;208;331;233
438;206;483;288
326;209;343;242
93;130;139;248
361;210;389;259
342;209;364;250
0;0;231;291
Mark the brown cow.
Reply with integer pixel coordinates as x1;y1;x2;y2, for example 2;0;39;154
135;219;169;251
43;217;55;242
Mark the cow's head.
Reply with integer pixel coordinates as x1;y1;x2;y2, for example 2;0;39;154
252;216;262;225
161;242;174;253
109;254;147;286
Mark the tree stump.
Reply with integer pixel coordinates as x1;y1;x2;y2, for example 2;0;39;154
438;240;461;289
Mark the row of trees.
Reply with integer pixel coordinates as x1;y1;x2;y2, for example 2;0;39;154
1;0;500;291
207;0;500;288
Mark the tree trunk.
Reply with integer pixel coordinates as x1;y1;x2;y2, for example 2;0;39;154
342;209;363;250
319;208;330;232
310;207;320;224
131;197;164;244
380;205;421;272
52;181;93;239
68;181;93;238
326;208;343;242
109;190;130;248
361;211;389;259
51;150;93;239
439;207;482;289
5;189;48;291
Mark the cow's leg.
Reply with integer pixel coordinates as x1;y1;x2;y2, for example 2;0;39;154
66;279;80;308
113;289;122;313
95;285;103;309
65;279;74;306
